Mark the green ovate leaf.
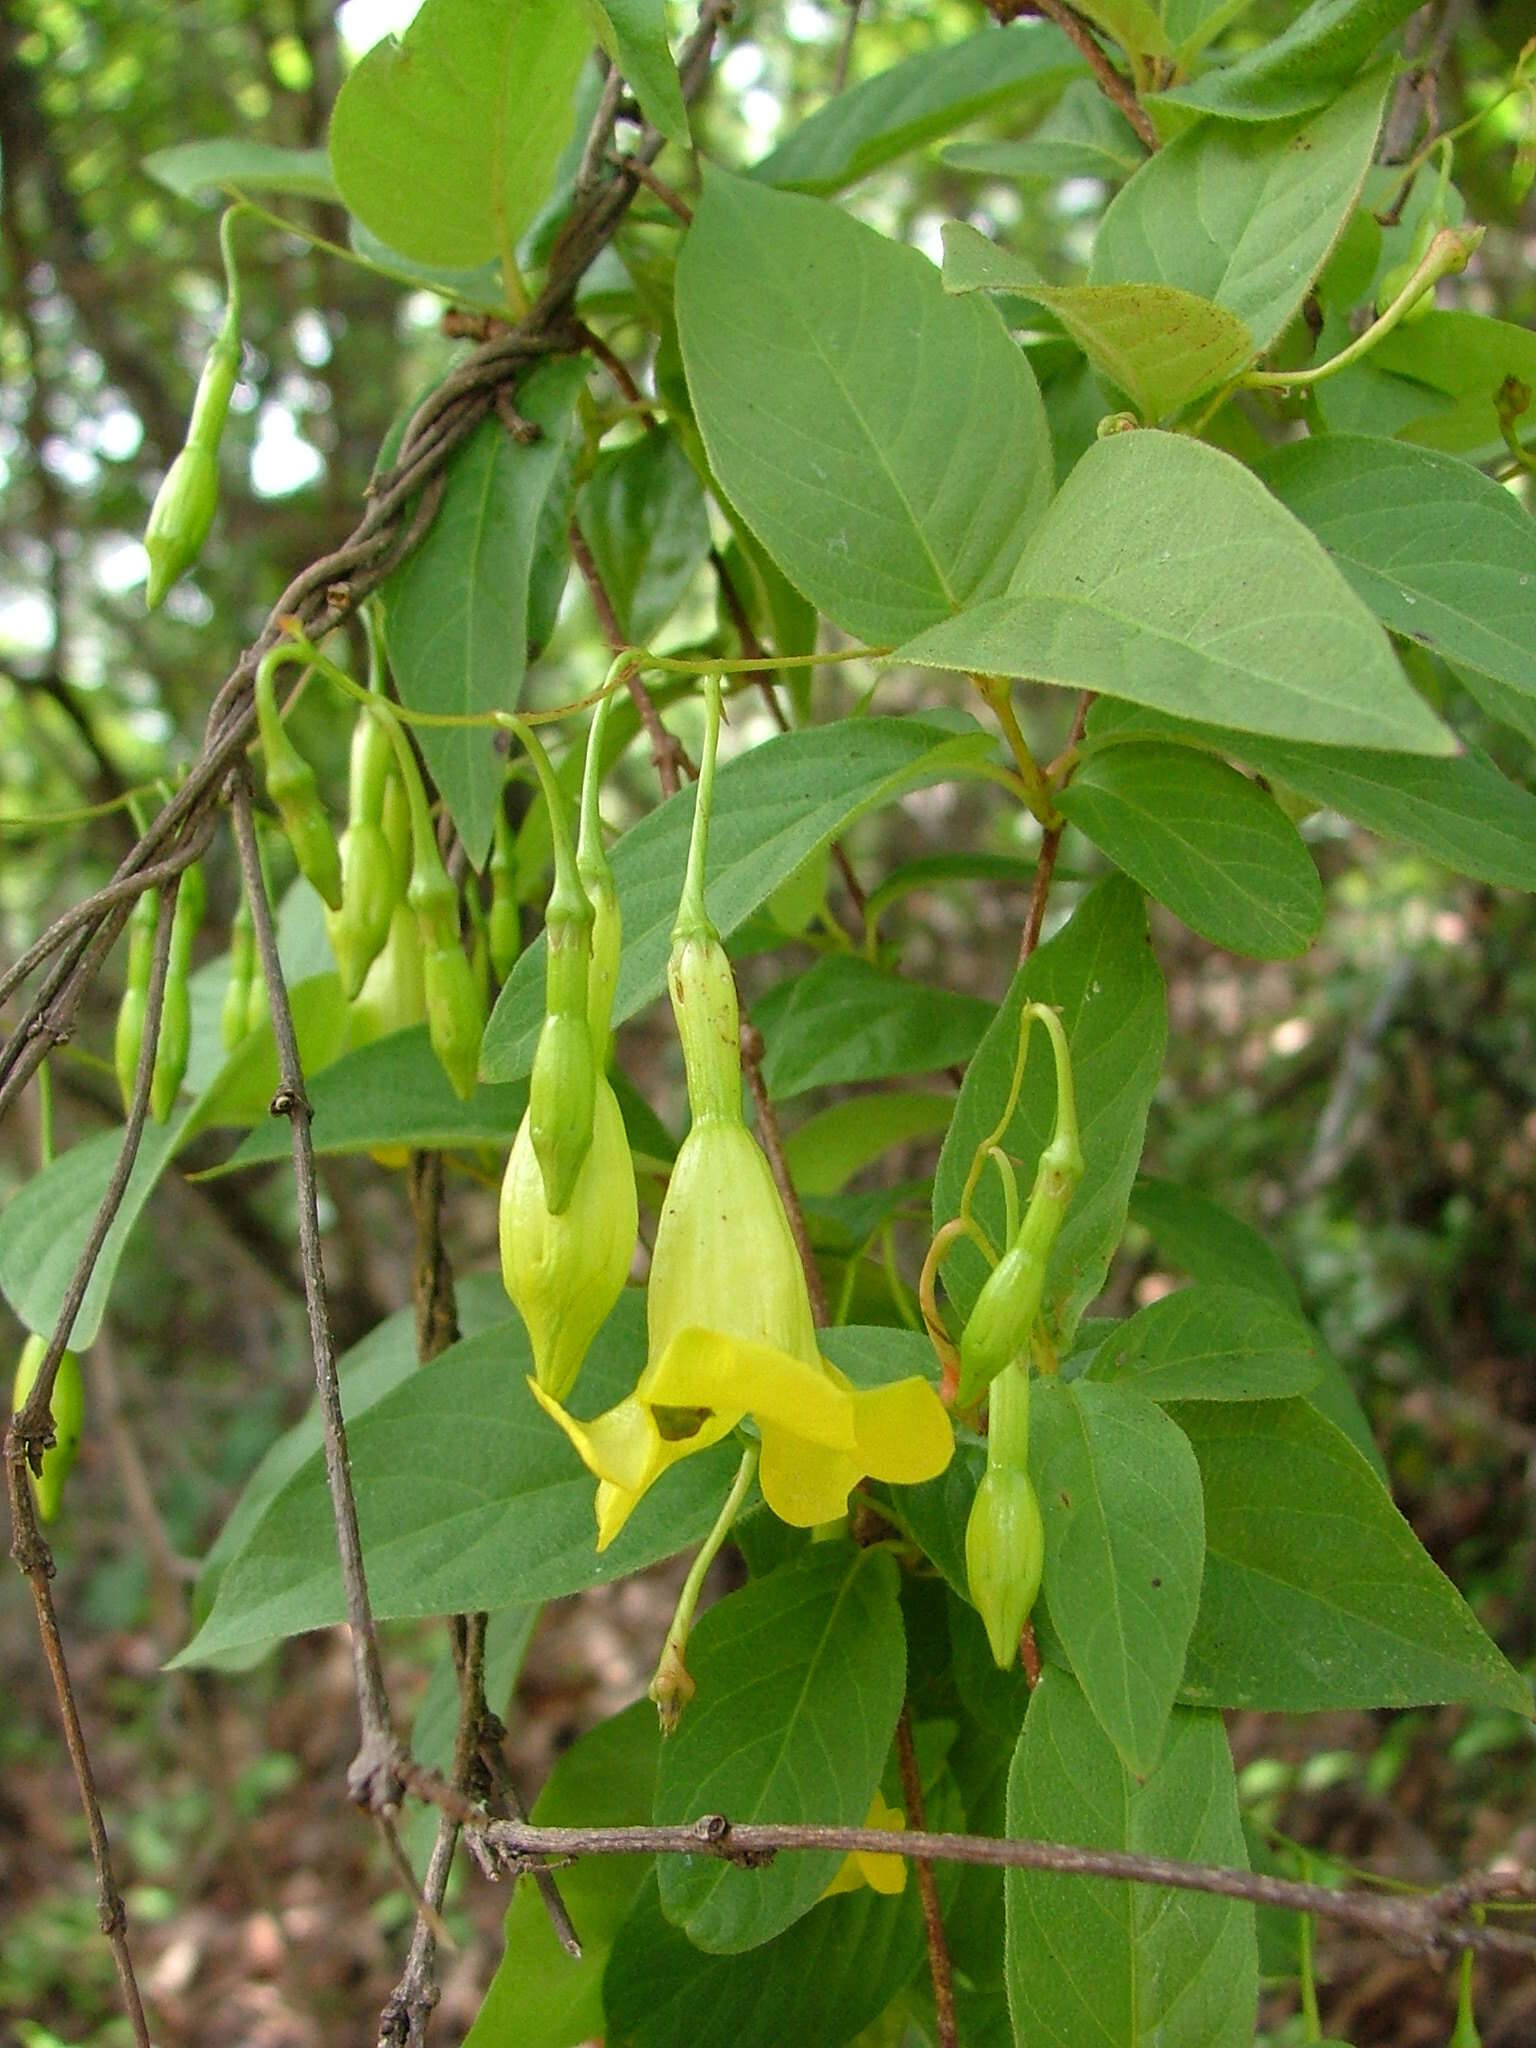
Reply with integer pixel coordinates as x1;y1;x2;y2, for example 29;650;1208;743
1127;1178;1386;1480
1159;0;1422;119
1085;697;1536;895
0;1118;181;1355
899;431;1452;755
782;1091;953;1198
605;1871;923;2048
755;957;993;1099
1095;67;1388;347
574;426;713;643
1006;1672;1258;2048
585;0;688;144
466;1702;660;2048
942;81;1143;187
1031;1378;1205;1775
1259;434;1536;711
383;356;587;867
1173;1398;1533;1715
481;720;992;1082
943;224;1254;421
676;169;1053;643
327;0;590;269
142;139;338;203
654;1544;906;1953
209;1026;528;1176
752;21;1080;195
193;1275;513;1627
934;875;1168;1338
1056;741;1323;958
174;1292;740;1666
1362;311;1536;461
1088;1284;1323;1402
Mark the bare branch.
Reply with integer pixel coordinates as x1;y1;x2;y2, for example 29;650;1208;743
230;776;403;1808
478;1814;1536;1965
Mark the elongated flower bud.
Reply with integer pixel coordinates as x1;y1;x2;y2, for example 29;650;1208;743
327;821;398;999
966;1463;1045;1669
144;443;221;610
501;1073;637;1400
114;887;160;1114
255;653;343;911
423;936;485;1100
12;1335;85;1524
348;901;426;1049
151;861;206;1123
222;893;256;1052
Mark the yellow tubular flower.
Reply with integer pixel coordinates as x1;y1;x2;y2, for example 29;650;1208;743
821;1790;908;1899
528;675;952;1549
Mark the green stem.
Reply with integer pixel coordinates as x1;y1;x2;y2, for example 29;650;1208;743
649;1444;760;1734
1244;226;1483;391
37;1058;54;1169
673;675;722;946
507;717;590;931
578;686;616;886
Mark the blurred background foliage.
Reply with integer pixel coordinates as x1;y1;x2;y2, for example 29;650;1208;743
2;1;1535;2043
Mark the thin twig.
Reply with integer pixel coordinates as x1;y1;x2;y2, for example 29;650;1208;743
3;886;180;2048
896;1706;959;2048
230;776;403;1809
999;0;1159;153
567;519;694;794
1018;692;1091;965
477;1814;1536;1964
407;1150;460;1361
610;153;694;222
740;1020;830;1325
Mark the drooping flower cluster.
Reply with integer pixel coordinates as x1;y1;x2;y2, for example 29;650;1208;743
503;676;953;1555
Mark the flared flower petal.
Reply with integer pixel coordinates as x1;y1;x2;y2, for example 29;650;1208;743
821;1790;907;1899
526;1379;737;1551
642;1326;857;1450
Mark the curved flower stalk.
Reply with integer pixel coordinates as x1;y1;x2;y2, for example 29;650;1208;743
531;677;954;1550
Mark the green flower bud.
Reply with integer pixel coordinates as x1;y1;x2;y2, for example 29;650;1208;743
255;652;343;912
528;1004;597;1214
380;770;413;903
965;1464;1045;1670
424;937;485;1101
348;900;426;1049
114;887;160;1113
150;861;205;1123
959;1239;1047;1406
144;443;220;609
500;1073;637;1400
151;974;191;1123
349;702;395;830
222;895;256;1052
12;1335;85;1524
326;821;398;1000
